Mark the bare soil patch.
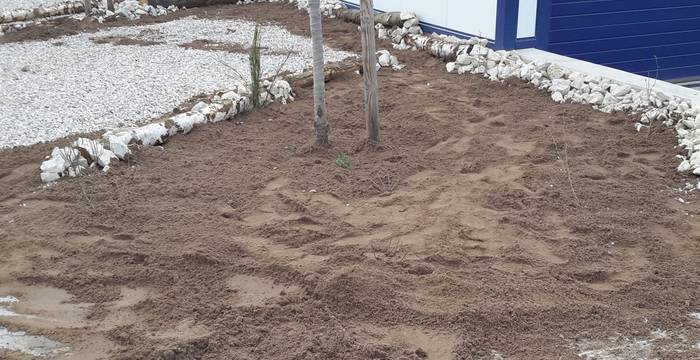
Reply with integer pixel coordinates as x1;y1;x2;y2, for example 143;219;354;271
179;39;297;56
92;35;164;46
1;3;699;360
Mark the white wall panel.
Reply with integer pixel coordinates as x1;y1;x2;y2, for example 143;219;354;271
517;0;537;38
446;0;497;40
343;0;498;40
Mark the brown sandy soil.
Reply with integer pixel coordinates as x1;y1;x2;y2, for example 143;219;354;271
2;3;700;360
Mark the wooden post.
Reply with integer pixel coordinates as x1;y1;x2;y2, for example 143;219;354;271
83;0;91;15
309;0;330;147
360;0;380;147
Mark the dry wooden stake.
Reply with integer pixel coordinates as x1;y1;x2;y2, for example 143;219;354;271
309;0;330;146
360;0;380;147
83;0;92;14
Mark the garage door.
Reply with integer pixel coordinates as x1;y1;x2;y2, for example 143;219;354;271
547;0;700;79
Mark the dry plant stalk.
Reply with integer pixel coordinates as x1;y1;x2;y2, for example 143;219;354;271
367;170;396;195
546;128;582;208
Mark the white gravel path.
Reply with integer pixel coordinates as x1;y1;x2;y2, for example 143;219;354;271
0;0;72;12
0;17;355;148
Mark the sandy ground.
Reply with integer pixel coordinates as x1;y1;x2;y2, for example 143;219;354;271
1;3;699;360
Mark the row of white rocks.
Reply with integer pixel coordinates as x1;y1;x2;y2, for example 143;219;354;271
0;0;178;35
0;0;84;34
40;79;293;182
243;0;344;17
98;0;179;22
0;0;84;24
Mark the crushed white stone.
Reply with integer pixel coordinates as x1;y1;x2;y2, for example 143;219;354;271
0;17;355;148
0;0;71;12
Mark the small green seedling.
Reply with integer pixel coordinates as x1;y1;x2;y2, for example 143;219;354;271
335;153;352;169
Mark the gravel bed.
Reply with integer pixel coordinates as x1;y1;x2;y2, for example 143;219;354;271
0;0;72;12
0;17;355;148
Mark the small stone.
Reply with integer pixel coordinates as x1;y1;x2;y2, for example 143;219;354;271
377;51;392;67
170;112;207;134
588;92;605;105
446;62;457;73
40;156;67;174
550;79;571;93
610;84;632;97
134;123;169;146
551;91;564;103
40;172;61;183
96;149;117;168
602;93;618;106
546;64;566;79
678;160;691;172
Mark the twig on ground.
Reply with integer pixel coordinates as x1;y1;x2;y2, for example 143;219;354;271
546;128;583;208
77;178;94;210
367;170;396;195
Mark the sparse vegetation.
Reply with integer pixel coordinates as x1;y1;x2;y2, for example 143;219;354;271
335;153;351;169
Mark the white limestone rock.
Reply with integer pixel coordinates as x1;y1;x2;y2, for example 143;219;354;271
546;64;566;79
550;79;571;93
134;123;169;146
266;79;294;103
640;109;660;124
41;171;61;183
170;112;207;134
72;138;116;168
40;153;67;174
602;93;619;106
446;62;457;73
486;66;499;80
678;160;692;172
588;92;605;105
610;84;632;97
377;51;392;67
40;147;86;183
103;130;134;156
551;91;564;103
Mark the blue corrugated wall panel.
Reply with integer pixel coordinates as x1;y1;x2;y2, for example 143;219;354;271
548;0;700;79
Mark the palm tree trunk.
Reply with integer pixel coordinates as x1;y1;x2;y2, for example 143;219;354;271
309;0;330;147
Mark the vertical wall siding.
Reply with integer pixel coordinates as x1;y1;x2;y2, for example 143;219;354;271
549;0;700;79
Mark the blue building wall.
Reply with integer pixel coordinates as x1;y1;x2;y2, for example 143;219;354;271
544;0;700;79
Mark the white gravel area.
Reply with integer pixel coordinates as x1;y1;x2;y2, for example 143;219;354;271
0;17;355;148
0;0;71;12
